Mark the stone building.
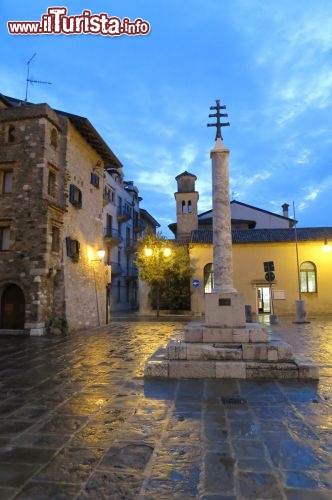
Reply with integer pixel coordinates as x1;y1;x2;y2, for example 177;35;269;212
169;171;332;319
0;93;158;334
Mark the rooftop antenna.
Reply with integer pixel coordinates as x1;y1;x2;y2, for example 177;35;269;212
25;53;52;102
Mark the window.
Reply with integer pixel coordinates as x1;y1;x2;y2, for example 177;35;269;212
204;263;214;293
48;169;57;197
188;200;192;213
1;170;13;193
51;226;60;252
182;200;186;213
69;184;82;208
126;227;131;245
124;203;132;217
300;261;317;293
90;172;100;188
0;226;10;251
50;128;58;148
103;186;114;203
7;125;15;143
105;214;113;238
65;236;80;262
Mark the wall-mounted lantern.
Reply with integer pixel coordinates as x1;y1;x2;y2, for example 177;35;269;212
323;239;331;252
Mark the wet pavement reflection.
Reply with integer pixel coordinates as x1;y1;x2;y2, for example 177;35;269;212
0;315;331;499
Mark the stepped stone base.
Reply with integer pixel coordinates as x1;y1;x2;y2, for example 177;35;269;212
144;322;319;380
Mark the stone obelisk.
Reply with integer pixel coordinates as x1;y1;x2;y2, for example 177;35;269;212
205;100;246;328
211;138;236;293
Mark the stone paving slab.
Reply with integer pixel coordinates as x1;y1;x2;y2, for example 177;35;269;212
0;316;331;498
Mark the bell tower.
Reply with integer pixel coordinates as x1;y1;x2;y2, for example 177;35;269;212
174;171;199;241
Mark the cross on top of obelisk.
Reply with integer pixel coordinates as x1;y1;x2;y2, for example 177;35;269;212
207;99;230;140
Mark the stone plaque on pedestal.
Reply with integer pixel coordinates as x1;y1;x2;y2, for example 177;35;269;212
205;292;246;328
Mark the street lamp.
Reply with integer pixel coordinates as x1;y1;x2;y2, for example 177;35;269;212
96;249;106;261
144;245;172;317
144;247;153;257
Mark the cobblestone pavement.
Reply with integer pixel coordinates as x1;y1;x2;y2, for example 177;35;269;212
0;315;331;499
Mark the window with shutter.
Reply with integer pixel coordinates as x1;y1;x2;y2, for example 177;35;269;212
69;184;82;208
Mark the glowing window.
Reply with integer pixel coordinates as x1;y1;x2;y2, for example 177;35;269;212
300;261;317;293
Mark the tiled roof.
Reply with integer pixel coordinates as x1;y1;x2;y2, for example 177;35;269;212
190;227;332;244
54;109;122;168
139;208;160;228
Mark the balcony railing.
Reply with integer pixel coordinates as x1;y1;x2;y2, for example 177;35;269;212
103;228;122;246
117;205;132;222
125;238;138;253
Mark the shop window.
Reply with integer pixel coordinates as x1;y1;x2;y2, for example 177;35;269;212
204;263;214;293
69;184;82;208
300;261;317;293
0;226;10;251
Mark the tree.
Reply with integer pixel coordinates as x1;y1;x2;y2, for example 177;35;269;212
135;231;192;316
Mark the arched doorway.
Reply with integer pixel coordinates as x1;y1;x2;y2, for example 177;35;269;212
0;284;25;329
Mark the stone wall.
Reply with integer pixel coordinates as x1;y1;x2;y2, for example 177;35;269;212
0;104;66;333
0;102;110;333
62;120;107;330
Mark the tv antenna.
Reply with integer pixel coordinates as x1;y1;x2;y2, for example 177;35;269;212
25;53;52;102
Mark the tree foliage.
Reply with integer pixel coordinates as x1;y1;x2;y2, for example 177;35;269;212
135;231;193;312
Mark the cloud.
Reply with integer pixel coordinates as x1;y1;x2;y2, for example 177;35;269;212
180;144;198;169
231;169;272;192
297;176;332;212
294;149;312;166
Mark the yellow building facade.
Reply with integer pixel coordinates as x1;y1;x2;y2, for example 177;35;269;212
169;171;332;320
190;236;332;320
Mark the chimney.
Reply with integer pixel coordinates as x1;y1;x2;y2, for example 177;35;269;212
282;203;289;218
